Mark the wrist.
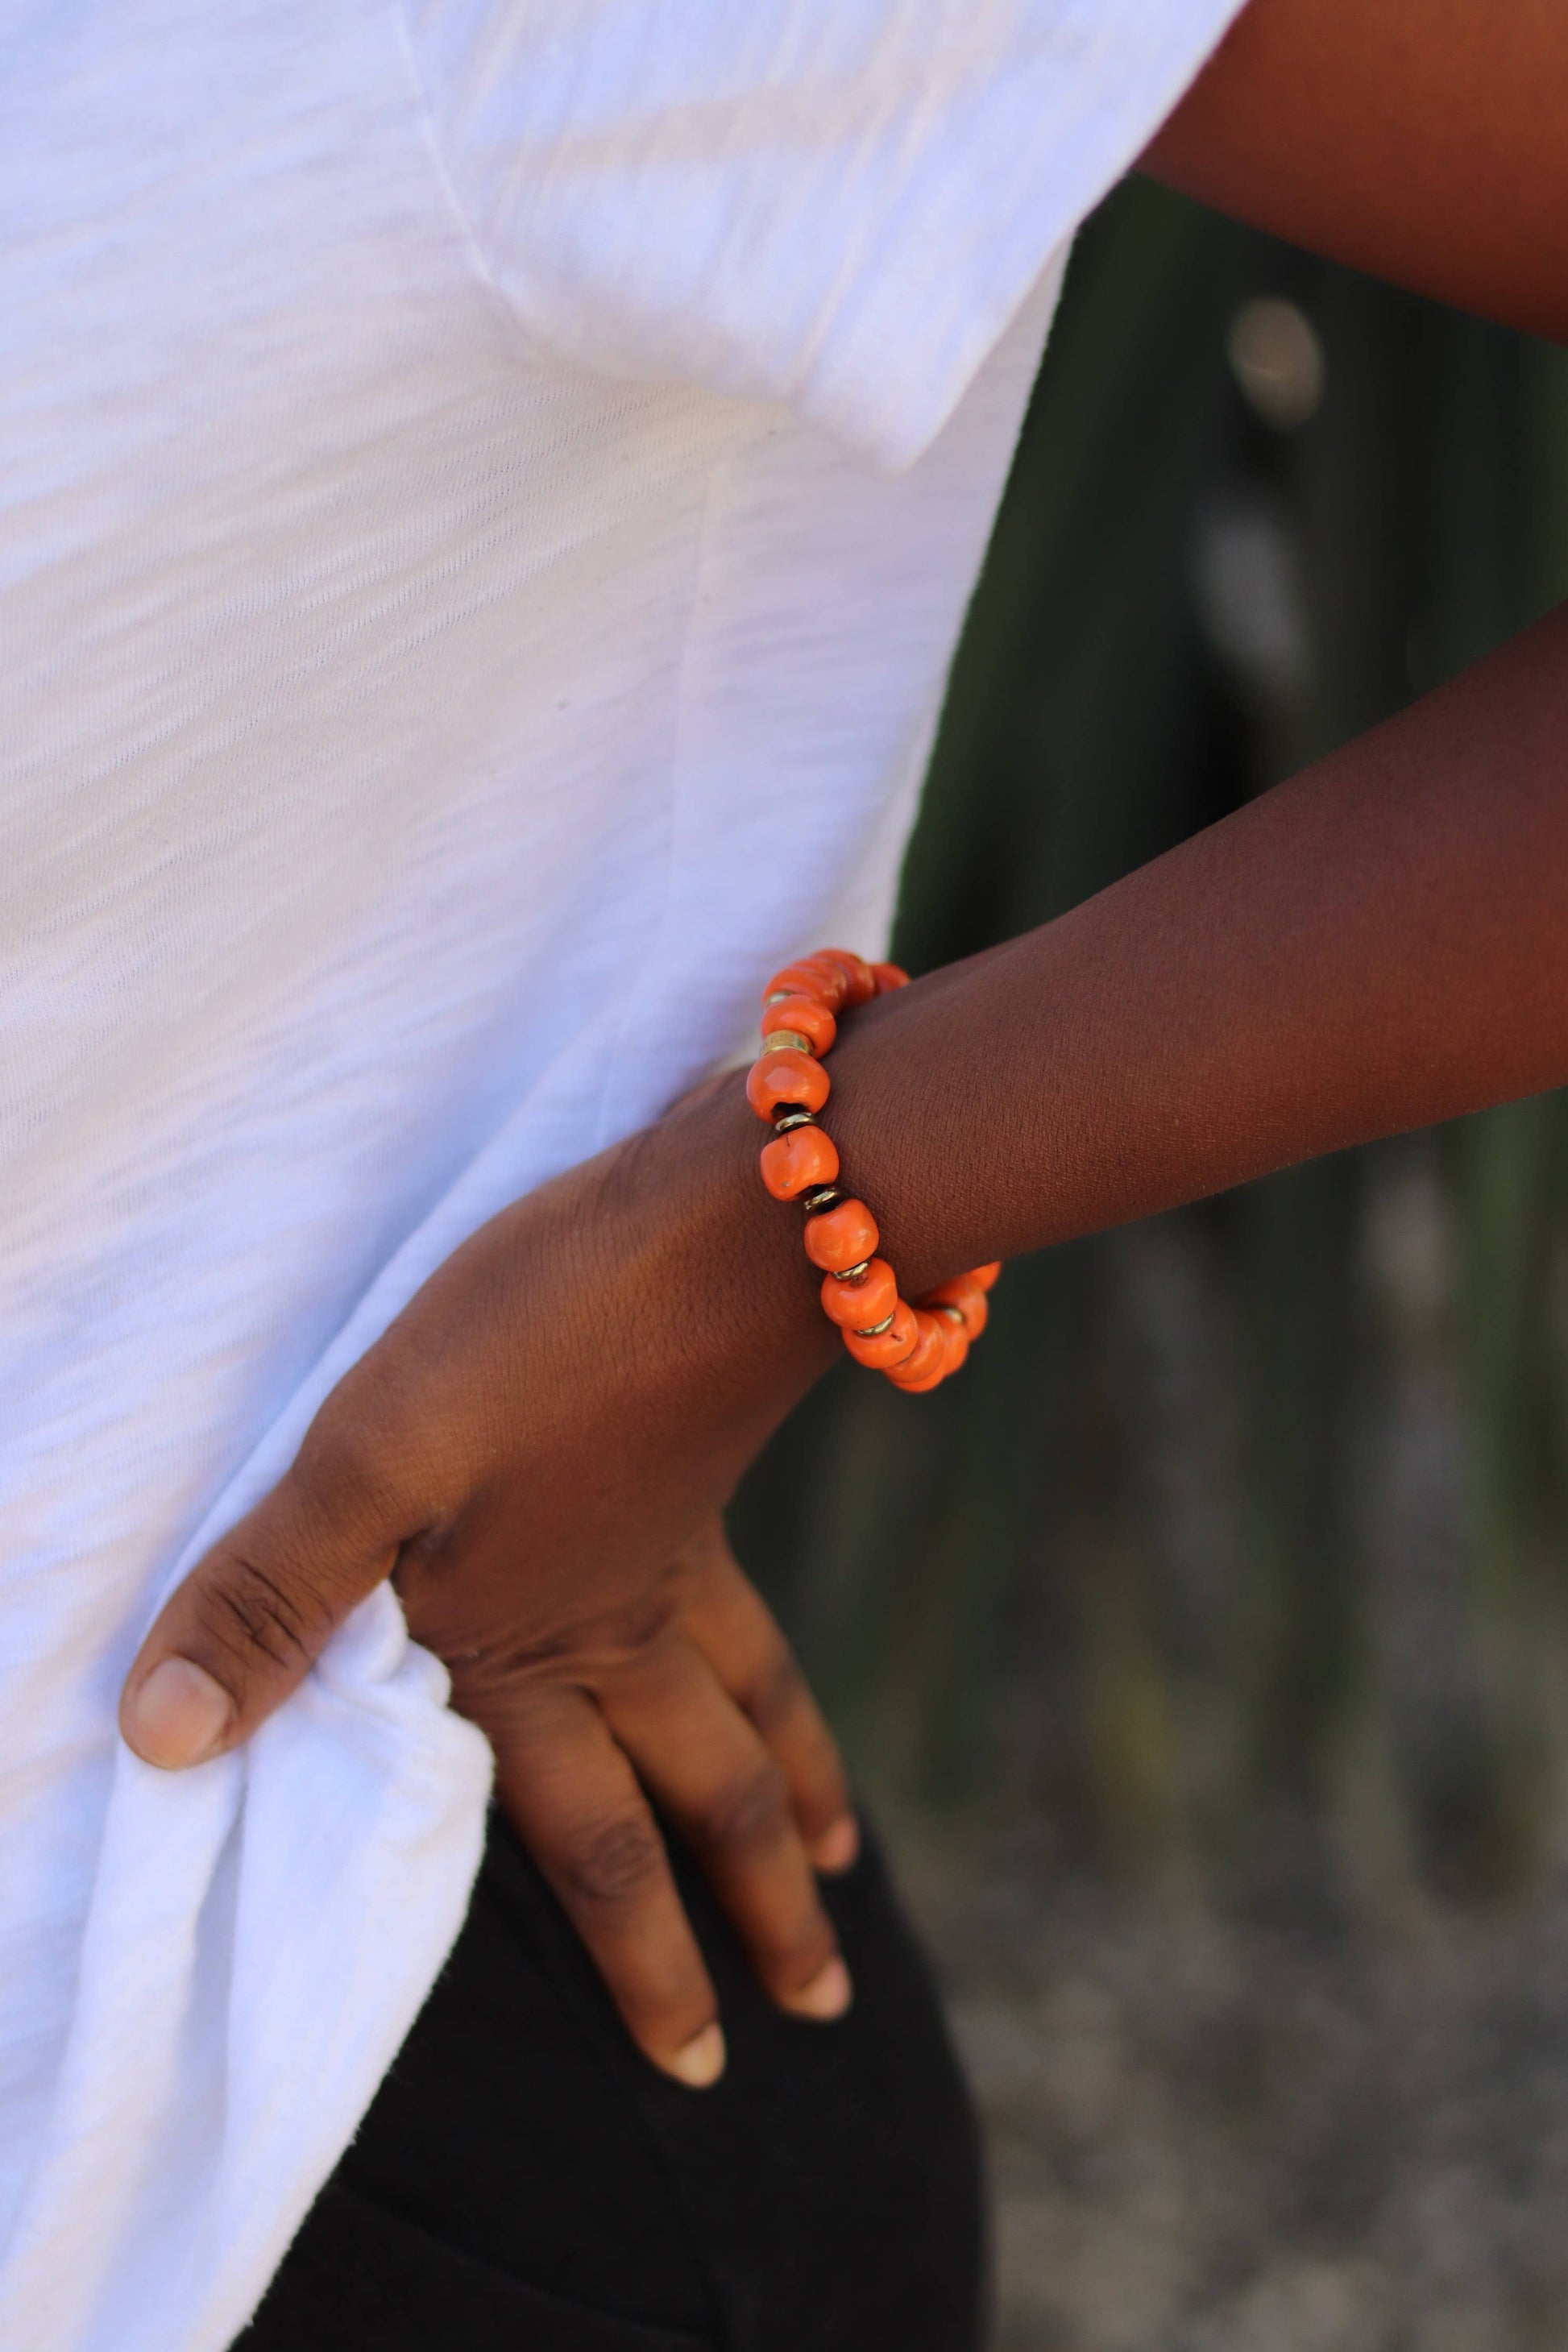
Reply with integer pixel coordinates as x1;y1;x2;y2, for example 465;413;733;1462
739;948;1006;1393
599;952;1006;1433
601;1067;842;1417
797;964;1002;1300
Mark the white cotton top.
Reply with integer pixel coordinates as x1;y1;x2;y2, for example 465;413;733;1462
0;3;1244;2343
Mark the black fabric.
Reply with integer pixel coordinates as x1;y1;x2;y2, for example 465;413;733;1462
238;1813;985;2352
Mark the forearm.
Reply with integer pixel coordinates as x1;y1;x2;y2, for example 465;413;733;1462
1142;0;1568;351
790;603;1568;1300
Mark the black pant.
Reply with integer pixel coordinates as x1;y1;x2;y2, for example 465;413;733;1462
239;1814;985;2350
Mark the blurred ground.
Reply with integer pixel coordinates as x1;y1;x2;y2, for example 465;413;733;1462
909;1831;1568;2352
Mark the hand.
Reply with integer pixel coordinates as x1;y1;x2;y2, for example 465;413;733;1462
118;1079;856;2085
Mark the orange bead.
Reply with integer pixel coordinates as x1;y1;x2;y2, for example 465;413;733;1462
923;1275;988;1338
819;1256;899;1331
799;960;853;1012
767;959;848;1013
885;1309;951;1392
760;994;837;1056
844;1299;919;1369
815;948;876;1006
901;1354;956;1392
762;962;842;1010
759;1125;840;1201
969;1262;1002;1292
870;961;910;993
929;1304;970;1372
746;1047;830;1122
803;1197;879;1272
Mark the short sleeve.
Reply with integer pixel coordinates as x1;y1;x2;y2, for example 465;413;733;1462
404;0;1247;472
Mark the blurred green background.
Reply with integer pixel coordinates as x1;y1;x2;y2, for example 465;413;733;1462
733;176;1568;2350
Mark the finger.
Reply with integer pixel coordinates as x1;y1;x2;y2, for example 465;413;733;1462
682;1529;858;1874
485;1682;726;2089
604;1638;851;2026
118;1401;421;1770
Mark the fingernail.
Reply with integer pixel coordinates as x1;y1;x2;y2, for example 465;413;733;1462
122;1658;235;1769
663;2023;727;2089
782;1956;853;2022
811;1816;860;1875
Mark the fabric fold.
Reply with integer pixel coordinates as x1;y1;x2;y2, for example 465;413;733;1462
408;0;1248;469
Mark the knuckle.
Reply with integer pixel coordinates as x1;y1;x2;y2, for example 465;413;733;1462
292;1406;400;1533
195;1551;317;1673
612;1577;684;1661
562;1813;665;1910
702;1761;791;1860
743;1647;808;1740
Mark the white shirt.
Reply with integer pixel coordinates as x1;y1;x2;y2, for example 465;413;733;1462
0;3;1242;2343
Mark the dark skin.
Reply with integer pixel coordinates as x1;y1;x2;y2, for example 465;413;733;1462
122;0;1568;2083
1142;0;1568;350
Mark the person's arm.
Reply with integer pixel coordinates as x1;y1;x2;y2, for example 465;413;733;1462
119;0;1568;2080
1142;0;1568;349
119;595;1568;2081
820;598;1568;1291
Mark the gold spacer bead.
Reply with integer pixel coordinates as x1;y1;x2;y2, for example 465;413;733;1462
757;1029;813;1058
855;1311;897;1338
773;1110;816;1135
933;1303;966;1328
834;1260;873;1284
799;1186;844;1216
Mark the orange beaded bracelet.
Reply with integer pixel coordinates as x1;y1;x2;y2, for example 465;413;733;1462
748;948;1001;1394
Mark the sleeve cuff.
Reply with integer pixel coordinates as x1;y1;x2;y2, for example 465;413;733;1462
799;0;1248;471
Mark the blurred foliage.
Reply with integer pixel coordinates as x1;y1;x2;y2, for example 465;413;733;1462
732;176;1568;1907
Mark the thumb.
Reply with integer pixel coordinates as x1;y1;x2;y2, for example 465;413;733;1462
118;1417;416;1770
